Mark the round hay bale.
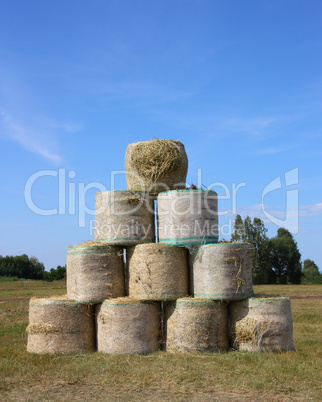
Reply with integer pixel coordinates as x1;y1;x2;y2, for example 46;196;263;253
27;297;95;354
67;241;124;303
125;139;188;194
165;298;229;353
157;190;218;247
127;243;188;301
95;191;155;245
189;243;254;300
229;297;295;351
96;298;161;354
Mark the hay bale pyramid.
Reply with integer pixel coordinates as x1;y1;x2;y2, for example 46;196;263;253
27;139;294;354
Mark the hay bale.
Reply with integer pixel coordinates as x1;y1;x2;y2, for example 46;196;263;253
125;139;188;194
27;297;95;354
96;298;161;354
94;191;155;245
127;243;188;301
189;243;254;300
157;190;218;247
229;297;295;351
165;298;229;353
67;241;124;303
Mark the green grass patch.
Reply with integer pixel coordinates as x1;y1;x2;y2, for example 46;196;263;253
0;281;321;400
253;284;322;295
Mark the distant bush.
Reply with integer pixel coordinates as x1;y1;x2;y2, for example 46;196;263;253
43;265;66;281
0;255;66;281
301;259;322;284
0;254;45;280
0;276;21;282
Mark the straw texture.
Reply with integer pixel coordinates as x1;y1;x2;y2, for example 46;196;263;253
157;190;218;247
127;243;189;301
94;191;155;245
189;243;254;300
229;297;295;351
165;298;229;353
96;298;161;354
27;297;95;354
125;139;188;194
67;242;124;303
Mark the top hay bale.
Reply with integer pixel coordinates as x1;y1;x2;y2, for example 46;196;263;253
125;139;188;194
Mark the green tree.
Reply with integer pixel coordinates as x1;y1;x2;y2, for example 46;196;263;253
43;265;66;281
29;257;45;279
231;215;272;284
231;214;249;242
0;254;45;279
301;259;322;284
270;228;302;284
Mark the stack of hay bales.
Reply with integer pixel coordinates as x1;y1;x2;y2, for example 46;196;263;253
27;138;294;355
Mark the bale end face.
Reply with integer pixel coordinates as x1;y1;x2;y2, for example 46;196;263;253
125;139;188;193
165;298;229;353
96;299;161;355
229;297;295;352
127;243;189;301
131;139;182;181
27;297;95;354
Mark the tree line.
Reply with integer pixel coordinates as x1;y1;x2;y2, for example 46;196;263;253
231;215;322;285
1;218;321;284
0;254;66;281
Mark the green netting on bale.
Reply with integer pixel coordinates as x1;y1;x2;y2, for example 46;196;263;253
158;235;219;255
193;291;255;300
95;237;155;245
158;189;217;195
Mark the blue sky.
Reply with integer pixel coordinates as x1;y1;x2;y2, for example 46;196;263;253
1;0;321;270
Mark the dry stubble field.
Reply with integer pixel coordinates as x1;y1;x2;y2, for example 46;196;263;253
0;280;321;401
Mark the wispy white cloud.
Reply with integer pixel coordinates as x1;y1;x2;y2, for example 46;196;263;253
233;202;322;219
256;147;288;155
1;111;62;163
221;116;278;136
220;202;322;235
48;121;82;134
218;205;300;235
299;202;322;217
89;80;194;104
0;62;83;163
220;204;283;222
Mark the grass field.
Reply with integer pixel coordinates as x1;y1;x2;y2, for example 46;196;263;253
0;280;321;401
